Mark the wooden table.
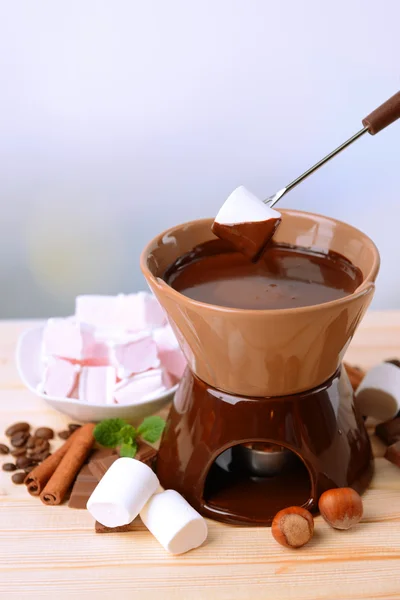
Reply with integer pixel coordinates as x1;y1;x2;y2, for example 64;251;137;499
1;315;400;600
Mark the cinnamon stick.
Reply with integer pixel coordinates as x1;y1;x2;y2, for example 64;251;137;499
24;428;81;495
40;423;95;506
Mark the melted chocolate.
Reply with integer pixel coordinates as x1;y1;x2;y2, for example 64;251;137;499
212;217;281;261
164;240;362;310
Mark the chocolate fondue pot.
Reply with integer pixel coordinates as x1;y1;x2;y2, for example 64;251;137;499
140;210;380;526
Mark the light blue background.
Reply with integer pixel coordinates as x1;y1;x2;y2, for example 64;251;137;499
0;0;399;317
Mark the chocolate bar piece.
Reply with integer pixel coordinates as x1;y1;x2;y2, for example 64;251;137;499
88;442;156;482
375;418;400;445
68;448;117;509
88;454;118;481
385;441;400;468
68;464;98;509
95;518;141;533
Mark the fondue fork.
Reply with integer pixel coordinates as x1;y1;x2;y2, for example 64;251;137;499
265;91;400;208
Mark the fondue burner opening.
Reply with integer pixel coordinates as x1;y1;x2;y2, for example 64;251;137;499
202;443;312;525
232;442;296;477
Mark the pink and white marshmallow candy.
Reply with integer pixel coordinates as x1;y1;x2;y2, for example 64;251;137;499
41;357;79;398
79;366;117;405
75;292;166;332
111;335;160;378
153;325;187;379
114;369;171;405
42;318;97;361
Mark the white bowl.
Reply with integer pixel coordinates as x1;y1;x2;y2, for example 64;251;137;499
16;324;177;423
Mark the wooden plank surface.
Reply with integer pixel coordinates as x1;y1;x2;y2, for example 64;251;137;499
0;314;400;600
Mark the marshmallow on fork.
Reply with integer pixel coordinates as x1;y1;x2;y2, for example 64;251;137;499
40;357;79;398
355;361;400;421
87;458;160;527
212;185;281;260
140;489;208;555
79;366;116;405
75;292;166;332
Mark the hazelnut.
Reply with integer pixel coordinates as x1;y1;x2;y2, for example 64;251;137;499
318;487;363;530
271;506;314;549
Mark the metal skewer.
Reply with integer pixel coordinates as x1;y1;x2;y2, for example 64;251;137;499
265;91;400;208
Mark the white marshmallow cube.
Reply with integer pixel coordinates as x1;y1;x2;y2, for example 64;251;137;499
140;490;208;555
87;458;159;527
79;366;116;405
214;185;281;226
355;362;400;421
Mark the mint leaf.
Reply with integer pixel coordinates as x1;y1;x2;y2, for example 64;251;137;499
137;416;166;444
119;424;137;445
94;418;129;447
120;442;138;458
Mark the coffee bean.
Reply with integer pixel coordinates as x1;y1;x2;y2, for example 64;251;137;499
11;447;26;457
36;439;50;452
10;431;29;447
2;463;16;472
0;443;9;454
5;422;30;437
68;423;81;432
27;436;38;449
16;456;35;469
23;465;36;474
36;450;51;461
35;427;54;440
11;472;26;484
58;430;70;440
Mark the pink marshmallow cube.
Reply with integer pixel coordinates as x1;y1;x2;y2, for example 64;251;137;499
42;318;96;361
112;335;160;378
75;292;166;331
159;348;187;379
114;370;166;405
79;366;116;405
152;324;179;351
153;325;186;379
41;357;79;398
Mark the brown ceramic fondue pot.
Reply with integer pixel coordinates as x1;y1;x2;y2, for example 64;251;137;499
141;210;380;526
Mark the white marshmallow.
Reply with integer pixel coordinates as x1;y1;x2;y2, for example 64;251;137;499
355;363;400;421
214;185;281;225
41;357;79;397
87;458;160;527
140;490;208;555
114;369;166;405
79;366;116;405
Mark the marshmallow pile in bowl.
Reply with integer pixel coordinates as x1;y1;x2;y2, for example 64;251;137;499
17;293;186;422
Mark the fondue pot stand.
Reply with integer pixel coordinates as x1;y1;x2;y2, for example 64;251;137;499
141;212;380;526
